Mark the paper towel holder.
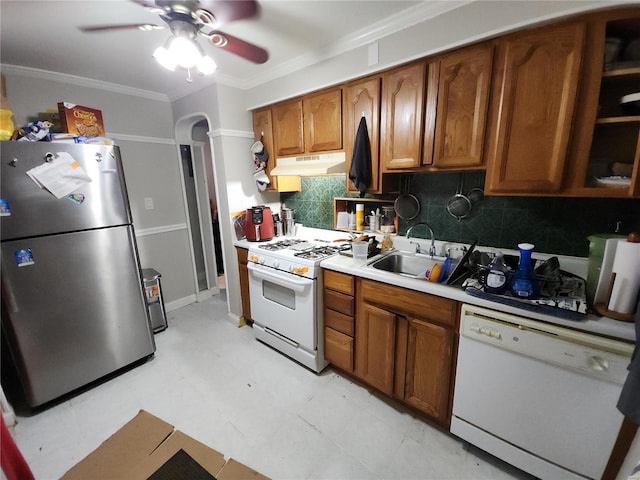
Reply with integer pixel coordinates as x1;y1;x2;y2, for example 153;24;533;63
593;272;636;322
593;231;640;322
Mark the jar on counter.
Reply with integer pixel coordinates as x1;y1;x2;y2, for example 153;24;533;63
381;206;395;233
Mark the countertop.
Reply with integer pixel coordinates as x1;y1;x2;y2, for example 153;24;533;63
235;227;637;343
320;252;637;343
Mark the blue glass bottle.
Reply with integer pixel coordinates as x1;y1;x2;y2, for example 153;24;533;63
510;243;539;299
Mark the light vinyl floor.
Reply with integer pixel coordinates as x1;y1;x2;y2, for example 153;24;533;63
9;292;534;480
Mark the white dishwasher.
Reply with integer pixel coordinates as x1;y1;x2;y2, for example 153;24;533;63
451;304;634;480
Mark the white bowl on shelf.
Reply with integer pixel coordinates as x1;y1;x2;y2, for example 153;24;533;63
620;92;640;115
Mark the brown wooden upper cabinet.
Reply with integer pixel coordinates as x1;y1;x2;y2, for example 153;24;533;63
343;75;382;193
428;43;494;168
566;9;640;198
304;88;343;153
484;21;586;194
271;88;343;158
381;62;427;170
272;98;305;157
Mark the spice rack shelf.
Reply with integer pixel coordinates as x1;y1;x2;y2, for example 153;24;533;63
333;197;395;232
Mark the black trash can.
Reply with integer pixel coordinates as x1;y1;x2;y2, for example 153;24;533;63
142;268;167;333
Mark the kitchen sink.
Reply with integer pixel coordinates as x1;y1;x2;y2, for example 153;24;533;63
366;251;448;278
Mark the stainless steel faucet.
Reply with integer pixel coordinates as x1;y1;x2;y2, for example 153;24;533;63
406;222;436;256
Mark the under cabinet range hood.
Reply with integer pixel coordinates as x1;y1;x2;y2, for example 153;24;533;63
270;152;346;176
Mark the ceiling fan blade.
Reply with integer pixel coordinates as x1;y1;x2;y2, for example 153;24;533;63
80;23;164;33
197;0;258;26
207;30;268;64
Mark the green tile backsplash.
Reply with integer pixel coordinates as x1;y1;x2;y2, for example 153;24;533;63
280;172;640;257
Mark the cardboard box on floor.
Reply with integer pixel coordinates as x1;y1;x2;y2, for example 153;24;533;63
61;410;269;480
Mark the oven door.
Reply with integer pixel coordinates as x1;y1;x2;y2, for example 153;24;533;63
247;262;316;350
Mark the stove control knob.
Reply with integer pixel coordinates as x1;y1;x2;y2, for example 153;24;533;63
273;261;280;269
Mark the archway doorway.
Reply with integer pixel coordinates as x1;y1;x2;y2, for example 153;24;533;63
174;114;223;300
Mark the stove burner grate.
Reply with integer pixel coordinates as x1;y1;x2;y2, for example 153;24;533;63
293;245;346;260
258;239;306;251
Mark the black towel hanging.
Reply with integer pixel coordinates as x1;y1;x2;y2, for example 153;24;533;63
349;116;372;198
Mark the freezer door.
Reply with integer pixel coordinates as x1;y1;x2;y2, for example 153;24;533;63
0;142;132;240
1;225;155;407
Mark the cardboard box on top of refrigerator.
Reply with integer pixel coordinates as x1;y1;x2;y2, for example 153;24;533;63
57;102;105;137
61;410;270;480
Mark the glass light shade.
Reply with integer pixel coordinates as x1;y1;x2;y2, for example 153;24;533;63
153;46;177;71
196;55;217;75
169;36;201;68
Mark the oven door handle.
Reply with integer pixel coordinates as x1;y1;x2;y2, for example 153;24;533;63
247;262;313;292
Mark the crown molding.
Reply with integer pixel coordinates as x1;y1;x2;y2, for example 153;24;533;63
1;64;171;103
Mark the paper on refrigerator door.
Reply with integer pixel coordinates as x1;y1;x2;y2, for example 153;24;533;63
26;152;92;198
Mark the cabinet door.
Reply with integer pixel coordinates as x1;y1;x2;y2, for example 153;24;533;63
344;76;382;193
485;22;585;193
304;88;343;152
252;108;279;192
431;44;493;168
566;12;640;198
272;98;305;156
381;62;426;170
404;317;454;425
355;302;397;395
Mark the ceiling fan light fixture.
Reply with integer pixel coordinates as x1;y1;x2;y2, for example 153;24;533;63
196;54;217;75
153;45;177;71
168;36;201;69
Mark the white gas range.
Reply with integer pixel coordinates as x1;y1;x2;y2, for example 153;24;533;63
247;237;350;372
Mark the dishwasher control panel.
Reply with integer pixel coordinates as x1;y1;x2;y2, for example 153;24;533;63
461;304;634;384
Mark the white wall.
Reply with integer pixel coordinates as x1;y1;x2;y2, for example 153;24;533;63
244;0;635;109
171;82;279;321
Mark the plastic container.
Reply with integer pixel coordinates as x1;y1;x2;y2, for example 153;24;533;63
351;241;368;260
0;109;14;141
510;243;539;299
355;204;364;231
484;253;509;294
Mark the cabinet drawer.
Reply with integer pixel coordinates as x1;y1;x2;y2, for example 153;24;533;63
359;278;457;327
324;289;354;316
324;308;354;336
325;327;354;372
324;270;355;295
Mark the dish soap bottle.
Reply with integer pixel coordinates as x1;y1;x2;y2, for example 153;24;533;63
484;253;509;295
510;243;539;299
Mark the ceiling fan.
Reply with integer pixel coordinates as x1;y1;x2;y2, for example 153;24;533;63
79;0;268;78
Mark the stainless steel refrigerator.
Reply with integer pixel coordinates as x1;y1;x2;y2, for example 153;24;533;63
1;142;155;408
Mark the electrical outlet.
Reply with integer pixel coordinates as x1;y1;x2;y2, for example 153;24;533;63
144;198;154;210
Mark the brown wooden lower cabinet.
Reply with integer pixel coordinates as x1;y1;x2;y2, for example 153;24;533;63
236;247;251;323
355;302;397;395
323;270;356;373
352;277;458;427
402;317;454;422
